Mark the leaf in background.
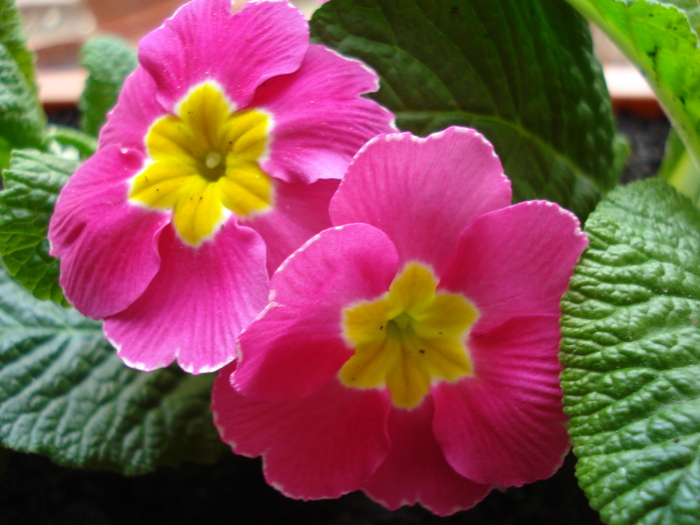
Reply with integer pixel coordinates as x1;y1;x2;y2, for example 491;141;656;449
311;0;619;219
566;0;700;178
0;0;38;93
47;125;98;160
0;43;45;156
0;149;77;304
0;0;45;163
659;0;700;34
0;264;225;474
659;128;700;207
561;178;700;525
79;36;138;137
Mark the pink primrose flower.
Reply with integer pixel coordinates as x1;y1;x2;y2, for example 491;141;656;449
212;126;589;515
48;0;394;374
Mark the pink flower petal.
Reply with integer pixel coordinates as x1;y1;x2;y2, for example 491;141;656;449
363;397;492;516
138;0;308;110
103;221;268;373
48;146;168;319
98;67;165;152
330;127;511;275
234;223;399;400
433;316;570;487
255;44;395;184
240;178;339;275
213;367;391;500
440;200;588;333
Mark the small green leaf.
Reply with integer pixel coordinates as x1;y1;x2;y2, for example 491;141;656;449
566;0;700;178
311;0;619;219
79;36;138;137
47;125;98;159
561;178;700;525
0;264;225;474
0;149;78;304
0;0;38;93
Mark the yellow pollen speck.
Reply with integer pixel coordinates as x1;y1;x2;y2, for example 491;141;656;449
339;262;478;409
129;82;273;246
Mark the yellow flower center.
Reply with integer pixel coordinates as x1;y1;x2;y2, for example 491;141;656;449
339;262;478;409
129;82;273;246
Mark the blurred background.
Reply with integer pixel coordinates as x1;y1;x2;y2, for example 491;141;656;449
18;0;659;116
19;0;321;105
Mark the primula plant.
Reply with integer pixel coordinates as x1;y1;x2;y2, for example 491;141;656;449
0;0;698;522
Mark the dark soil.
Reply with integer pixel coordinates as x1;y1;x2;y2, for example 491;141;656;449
0;109;669;525
0;450;601;525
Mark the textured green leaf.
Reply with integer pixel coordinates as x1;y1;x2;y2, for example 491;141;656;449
0;0;45;158
311;0;618;219
0;0;38;93
0;264;224;474
0;149;77;304
79;36;138;137
561;178;700;525
567;0;700;176
0;43;45;154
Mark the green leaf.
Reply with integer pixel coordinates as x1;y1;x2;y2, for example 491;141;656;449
659;128;700;207
0;149;77;304
0;264;225;474
566;0;700;180
561;178;700;525
0;0;38;92
652;1;700;35
0;43;45;155
79;36;138;137
311;0;619;219
47;125;98;159
0;0;45;160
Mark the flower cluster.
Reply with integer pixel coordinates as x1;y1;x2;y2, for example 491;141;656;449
50;0;588;516
49;0;394;373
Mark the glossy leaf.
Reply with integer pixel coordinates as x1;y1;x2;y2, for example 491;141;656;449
311;0;619;219
566;0;700;176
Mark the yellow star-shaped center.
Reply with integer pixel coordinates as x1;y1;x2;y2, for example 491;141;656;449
340;262;478;409
129;82;273;246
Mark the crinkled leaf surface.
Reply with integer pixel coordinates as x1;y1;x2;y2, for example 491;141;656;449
0;0;45;160
566;0;700;171
0;0;38;91
0;44;45;154
0;149;74;304
79;36;137;137
0;264;224;474
561;178;700;525
311;0;618;219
